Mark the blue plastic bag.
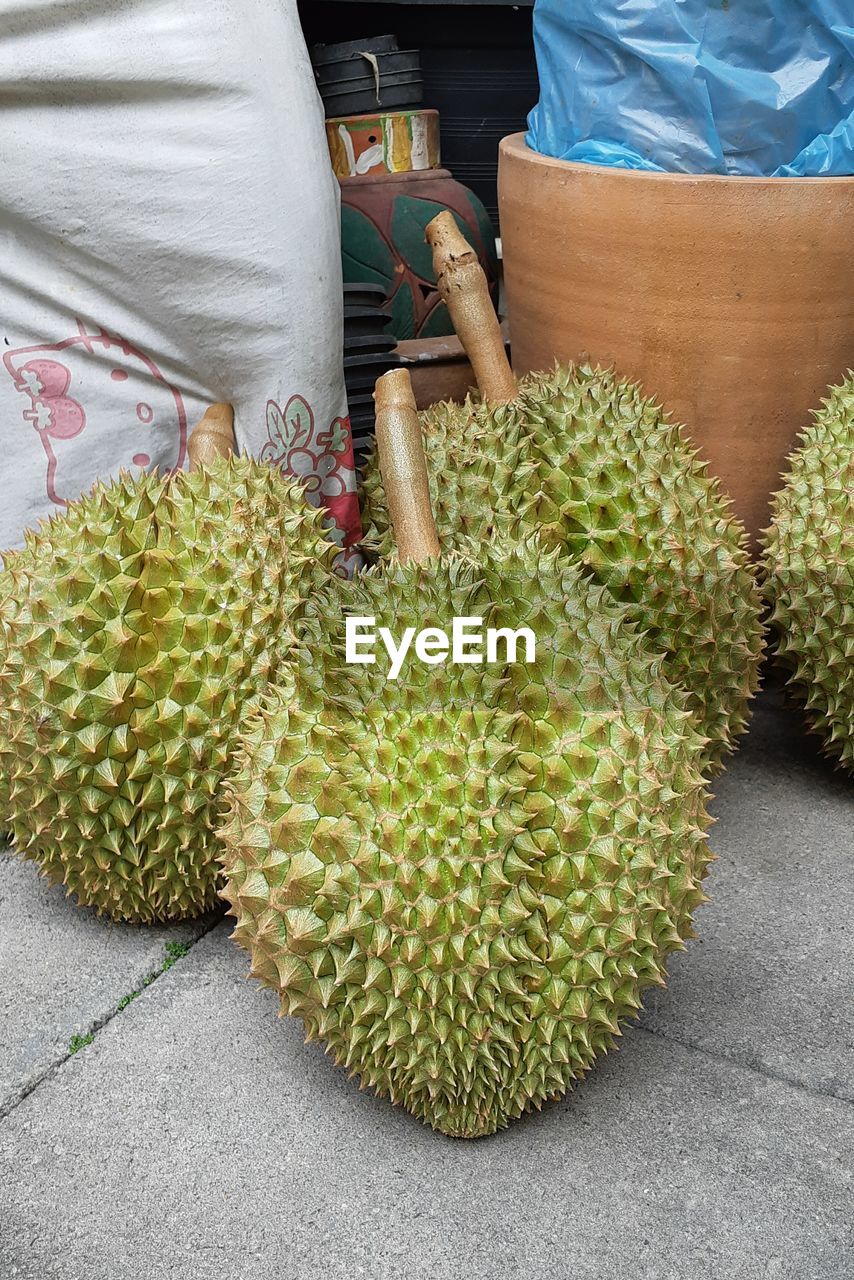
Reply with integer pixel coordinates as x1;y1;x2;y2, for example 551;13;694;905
527;0;854;176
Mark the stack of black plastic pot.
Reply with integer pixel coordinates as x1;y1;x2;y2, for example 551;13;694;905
312;35;423;116
344;283;402;461
299;3;538;232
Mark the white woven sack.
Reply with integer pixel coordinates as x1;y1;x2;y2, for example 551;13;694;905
0;0;359;558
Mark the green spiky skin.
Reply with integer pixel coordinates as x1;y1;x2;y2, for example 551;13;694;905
360;365;764;772
763;377;854;771
220;541;712;1138
0;459;338;923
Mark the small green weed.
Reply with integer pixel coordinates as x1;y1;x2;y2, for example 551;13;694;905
163;940;190;969
66;939;193;1060
113;940;191;1016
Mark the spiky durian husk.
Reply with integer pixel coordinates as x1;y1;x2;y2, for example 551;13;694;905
0;458;338;923
220;539;712;1138
360;365;764;773
763;377;854;771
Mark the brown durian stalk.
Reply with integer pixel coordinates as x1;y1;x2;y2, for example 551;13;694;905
187;402;236;471
425;211;517;405
425;211;517;404
373;369;440;564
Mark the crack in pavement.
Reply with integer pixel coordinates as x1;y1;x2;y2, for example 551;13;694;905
0;907;226;1122
4;922;849;1130
637;1022;854;1109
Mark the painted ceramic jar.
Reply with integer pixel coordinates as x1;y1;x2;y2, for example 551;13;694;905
326;109;441;179
340;168;499;340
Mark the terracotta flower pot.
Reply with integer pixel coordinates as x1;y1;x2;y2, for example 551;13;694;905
498;133;854;548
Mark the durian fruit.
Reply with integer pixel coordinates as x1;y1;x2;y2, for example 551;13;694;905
0;405;339;923
360;215;764;773
763;376;854;771
220;370;712;1139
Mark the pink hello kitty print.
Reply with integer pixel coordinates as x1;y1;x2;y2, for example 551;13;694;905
3;320;187;506
2;321;361;564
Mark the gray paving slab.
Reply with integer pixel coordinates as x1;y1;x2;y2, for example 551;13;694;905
641;685;854;1101
0;848;219;1115
1;686;852;1278
0;923;851;1280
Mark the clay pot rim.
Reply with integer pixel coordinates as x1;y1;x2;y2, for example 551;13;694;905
501;132;854;186
340;168;450;187
327;108;439;126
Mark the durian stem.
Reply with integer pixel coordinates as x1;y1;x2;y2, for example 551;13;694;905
187;403;236;471
425;211;517;406
374;370;440;564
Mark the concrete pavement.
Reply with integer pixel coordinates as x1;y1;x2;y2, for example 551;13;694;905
0;851;218;1118
0;686;851;1279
